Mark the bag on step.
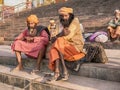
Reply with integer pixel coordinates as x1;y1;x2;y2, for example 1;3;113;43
85;42;108;63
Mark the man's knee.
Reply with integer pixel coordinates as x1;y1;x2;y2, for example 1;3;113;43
36;48;45;59
116;26;120;35
116;26;120;30
107;26;113;31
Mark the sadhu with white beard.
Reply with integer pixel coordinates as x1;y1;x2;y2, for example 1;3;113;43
48;7;85;81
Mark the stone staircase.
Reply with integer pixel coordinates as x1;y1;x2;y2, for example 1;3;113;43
0;45;120;90
0;17;26;45
0;0;120;89
1;0;120;48
0;82;22;90
15;0;120;18
1;0;120;45
0;15;119;49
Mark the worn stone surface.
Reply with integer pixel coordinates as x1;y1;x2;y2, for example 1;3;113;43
0;82;22;90
0;45;120;82
78;64;120;82
0;37;4;41
0;65;120;90
32;83;73;90
0;72;29;88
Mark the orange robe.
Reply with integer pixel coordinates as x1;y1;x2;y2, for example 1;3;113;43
49;18;85;71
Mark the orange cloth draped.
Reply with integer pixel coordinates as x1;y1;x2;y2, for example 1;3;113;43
116;26;120;35
108;26;120;38
49;37;85;71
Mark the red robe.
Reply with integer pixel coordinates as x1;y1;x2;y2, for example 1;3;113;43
11;29;49;58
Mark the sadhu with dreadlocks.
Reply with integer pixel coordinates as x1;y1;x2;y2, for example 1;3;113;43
11;15;49;73
48;7;85;81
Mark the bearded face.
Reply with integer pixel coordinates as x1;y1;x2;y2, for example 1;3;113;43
27;22;37;30
27;22;37;36
59;13;74;28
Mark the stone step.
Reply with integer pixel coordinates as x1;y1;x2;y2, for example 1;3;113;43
0;65;120;90
0;14;111;45
0;41;13;45
0;45;120;82
85;42;120;50
0;82;22;90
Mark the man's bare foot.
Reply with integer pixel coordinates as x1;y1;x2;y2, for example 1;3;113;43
12;65;23;72
47;72;62;82
31;69;40;75
62;72;69;81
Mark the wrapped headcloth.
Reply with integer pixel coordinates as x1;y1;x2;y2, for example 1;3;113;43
49;19;55;23
27;14;39;24
114;9;120;14
58;7;73;14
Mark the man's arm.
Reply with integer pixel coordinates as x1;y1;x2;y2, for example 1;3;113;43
33;30;49;44
15;30;27;41
63;24;76;40
108;20;116;27
50;30;64;43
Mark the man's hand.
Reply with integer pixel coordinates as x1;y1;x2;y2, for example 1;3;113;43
51;36;57;43
63;27;70;36
25;36;34;42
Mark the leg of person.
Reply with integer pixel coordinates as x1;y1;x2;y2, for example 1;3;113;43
48;47;63;81
115;26;120;41
37;49;45;70
13;51;23;71
31;49;45;74
47;58;61;82
107;26;117;41
107;26;111;41
54;59;60;80
59;52;69;80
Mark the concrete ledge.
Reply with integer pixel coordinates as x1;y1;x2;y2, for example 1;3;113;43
0;65;120;90
78;63;120;82
0;82;22;90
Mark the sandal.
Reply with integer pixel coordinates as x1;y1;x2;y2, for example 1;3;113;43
31;69;40;75
62;72;69;81
47;72;62;81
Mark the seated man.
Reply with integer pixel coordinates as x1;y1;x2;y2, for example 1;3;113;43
11;15;49;73
48;7;85;81
107;9;120;41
